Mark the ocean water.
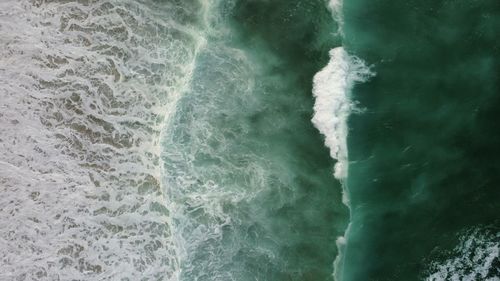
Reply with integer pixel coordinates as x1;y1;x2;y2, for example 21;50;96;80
342;0;500;280
0;0;203;279
0;0;498;281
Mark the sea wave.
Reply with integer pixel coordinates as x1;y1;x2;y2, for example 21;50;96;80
311;46;373;281
312;47;373;188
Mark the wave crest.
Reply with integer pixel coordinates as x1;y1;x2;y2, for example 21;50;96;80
312;47;372;186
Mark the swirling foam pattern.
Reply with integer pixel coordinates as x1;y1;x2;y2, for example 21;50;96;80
0;0;203;279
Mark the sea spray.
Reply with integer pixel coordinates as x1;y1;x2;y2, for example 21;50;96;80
311;47;373;279
312;47;373;187
311;1;374;279
327;0;344;33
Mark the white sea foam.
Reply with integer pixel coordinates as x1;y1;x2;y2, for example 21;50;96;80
425;228;500;281
312;47;372;188
311;47;372;280
0;0;204;279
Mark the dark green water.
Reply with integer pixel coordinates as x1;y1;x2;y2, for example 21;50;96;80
343;0;500;280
